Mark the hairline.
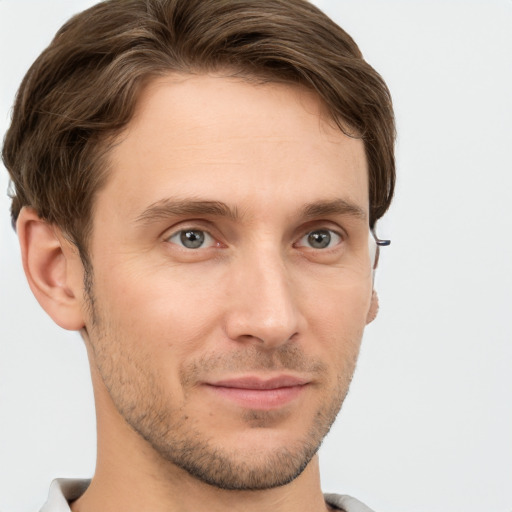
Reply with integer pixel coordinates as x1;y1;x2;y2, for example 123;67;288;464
77;69;363;265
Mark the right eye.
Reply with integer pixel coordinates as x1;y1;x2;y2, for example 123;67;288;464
166;229;216;249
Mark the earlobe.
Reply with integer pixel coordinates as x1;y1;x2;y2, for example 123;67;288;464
16;207;85;331
366;289;379;324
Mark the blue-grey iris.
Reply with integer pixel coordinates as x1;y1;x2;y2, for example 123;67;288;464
180;230;205;249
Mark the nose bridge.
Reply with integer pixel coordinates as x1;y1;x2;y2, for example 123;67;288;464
225;243;301;347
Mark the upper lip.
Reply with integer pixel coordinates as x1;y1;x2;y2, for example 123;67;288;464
206;375;309;390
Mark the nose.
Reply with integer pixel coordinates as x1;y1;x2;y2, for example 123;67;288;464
223;248;302;349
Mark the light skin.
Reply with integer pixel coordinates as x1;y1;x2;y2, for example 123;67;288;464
18;74;378;512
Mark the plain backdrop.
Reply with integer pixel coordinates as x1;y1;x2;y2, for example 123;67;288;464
1;1;511;511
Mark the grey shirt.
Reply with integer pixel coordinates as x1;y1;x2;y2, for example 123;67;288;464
40;479;375;512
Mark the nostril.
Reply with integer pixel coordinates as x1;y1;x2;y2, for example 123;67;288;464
224;303;301;348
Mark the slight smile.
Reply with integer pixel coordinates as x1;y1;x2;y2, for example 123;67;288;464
204;376;310;410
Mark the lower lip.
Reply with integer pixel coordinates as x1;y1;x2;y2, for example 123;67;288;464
205;384;306;410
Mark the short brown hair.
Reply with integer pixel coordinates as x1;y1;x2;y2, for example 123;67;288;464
2;0;395;261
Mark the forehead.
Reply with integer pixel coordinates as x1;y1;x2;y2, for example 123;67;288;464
98;73;368;226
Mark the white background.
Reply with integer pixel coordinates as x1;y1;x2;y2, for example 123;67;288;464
0;1;511;511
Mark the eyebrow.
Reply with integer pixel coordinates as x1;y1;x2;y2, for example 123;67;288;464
134;197;367;226
301;199;367;221
135;199;240;225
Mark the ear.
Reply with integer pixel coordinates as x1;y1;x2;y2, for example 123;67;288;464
366;289;379;324
16;207;86;331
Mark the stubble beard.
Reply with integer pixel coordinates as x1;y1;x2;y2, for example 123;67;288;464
84;280;360;491
128;355;351;491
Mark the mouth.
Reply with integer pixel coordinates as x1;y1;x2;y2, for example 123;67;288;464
203;375;310;410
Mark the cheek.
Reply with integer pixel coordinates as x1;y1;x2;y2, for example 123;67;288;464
92;264;227;360
100;262;182;313
300;278;371;364
302;276;372;327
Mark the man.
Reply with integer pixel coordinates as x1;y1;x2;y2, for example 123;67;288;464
2;0;395;511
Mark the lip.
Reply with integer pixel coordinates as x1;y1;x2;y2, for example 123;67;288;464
204;375;309;410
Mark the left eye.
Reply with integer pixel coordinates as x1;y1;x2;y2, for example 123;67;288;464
296;229;342;249
167;229;215;249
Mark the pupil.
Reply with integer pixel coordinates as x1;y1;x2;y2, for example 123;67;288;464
180;230;205;249
308;230;330;249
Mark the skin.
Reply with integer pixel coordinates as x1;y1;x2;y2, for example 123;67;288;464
18;74;377;512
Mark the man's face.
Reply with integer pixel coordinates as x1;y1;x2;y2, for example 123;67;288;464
82;74;374;489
